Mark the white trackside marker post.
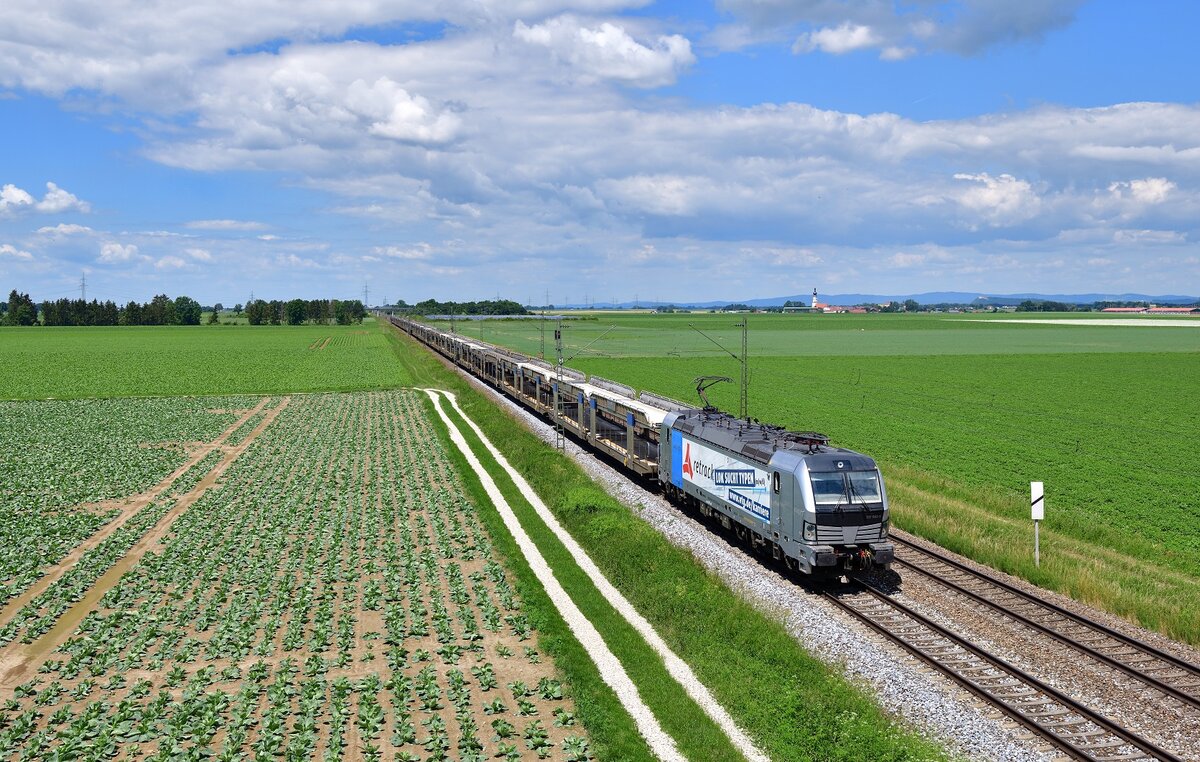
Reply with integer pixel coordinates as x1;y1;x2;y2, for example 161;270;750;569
1031;481;1044;567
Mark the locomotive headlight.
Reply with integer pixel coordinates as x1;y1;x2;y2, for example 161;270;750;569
880;519;889;538
802;521;816;541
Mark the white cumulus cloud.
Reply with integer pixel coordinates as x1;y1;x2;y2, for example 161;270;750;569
185;247;213;261
953;172;1041;226
515;16;694;87
35;182;91;213
793;23;881;55
1108;177;1175;205
374;243;433;260
345;78;462;145
0;184;34;214
98;242;139;262
596;174;703;215
1;182;90;215
0;243;34;260
36;223;94;236
155;255;187;269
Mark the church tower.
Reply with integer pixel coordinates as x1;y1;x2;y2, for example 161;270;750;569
811;288;818;309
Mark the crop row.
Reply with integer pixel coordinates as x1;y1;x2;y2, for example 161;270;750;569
0;390;589;760
224;410;268;447
0;397;259;607
0;500;173;647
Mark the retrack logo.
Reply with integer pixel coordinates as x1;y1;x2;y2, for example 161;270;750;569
682;442;693;477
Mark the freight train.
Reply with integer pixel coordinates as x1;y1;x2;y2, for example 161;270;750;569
390;316;894;575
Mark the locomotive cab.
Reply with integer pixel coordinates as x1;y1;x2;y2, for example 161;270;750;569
791;451;894;573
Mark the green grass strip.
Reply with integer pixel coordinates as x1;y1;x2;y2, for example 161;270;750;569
419;393;658;761
430;391;745;761
382;320;948;761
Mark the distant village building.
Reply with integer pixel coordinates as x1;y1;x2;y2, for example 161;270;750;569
1147;306;1200;314
782;288;830;313
1100;306;1199;315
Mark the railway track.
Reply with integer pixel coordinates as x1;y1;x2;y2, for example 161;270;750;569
891;536;1200;712
824;581;1185;761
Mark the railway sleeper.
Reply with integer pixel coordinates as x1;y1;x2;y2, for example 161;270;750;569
1025;707;1072;718
1079;739;1131;752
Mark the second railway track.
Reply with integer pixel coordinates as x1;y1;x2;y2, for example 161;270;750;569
824;580;1185;761
890;535;1200;712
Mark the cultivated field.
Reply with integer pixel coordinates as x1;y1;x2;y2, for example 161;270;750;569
0;397;257;609
0;391;588;760
0;321;410;399
440;313;1200;642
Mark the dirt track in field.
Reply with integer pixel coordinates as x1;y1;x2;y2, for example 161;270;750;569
0;400;269;633
0;397;291;689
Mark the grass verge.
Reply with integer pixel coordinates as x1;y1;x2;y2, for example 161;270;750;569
382;320;948;761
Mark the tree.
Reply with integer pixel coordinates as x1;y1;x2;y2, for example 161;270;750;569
285;299;307;325
233;303;243;317
120;301;143;326
3;290;37;326
174;296;202;325
903;299;920;312
333;299;365;325
246;299;268;325
144;294;176;325
206;308;220;325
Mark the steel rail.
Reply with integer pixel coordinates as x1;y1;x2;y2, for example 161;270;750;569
825;582;1184;762
891;536;1200;708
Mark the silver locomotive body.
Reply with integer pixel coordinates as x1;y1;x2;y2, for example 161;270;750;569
660;409;894;574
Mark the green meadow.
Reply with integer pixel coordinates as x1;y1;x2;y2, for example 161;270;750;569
441;312;1200;643
0;320;410;399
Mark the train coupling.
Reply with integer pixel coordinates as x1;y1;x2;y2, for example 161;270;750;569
827;543;894;571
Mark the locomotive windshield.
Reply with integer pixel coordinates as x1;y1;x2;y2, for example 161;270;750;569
810;471;882;506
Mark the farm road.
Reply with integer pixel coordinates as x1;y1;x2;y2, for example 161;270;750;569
0;397;292;690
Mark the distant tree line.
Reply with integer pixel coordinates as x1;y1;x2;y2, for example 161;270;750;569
41;295;204;326
245;298;366;325
1016;300;1083;312
2;289;368;326
0;290;204;326
403;299;528;316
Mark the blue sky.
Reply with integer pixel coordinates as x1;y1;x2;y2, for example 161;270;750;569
1;0;1198;304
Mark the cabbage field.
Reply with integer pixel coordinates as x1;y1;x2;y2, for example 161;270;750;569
0;391;589;760
0;397;259;609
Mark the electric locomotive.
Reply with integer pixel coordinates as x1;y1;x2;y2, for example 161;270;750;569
660;408;893;574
